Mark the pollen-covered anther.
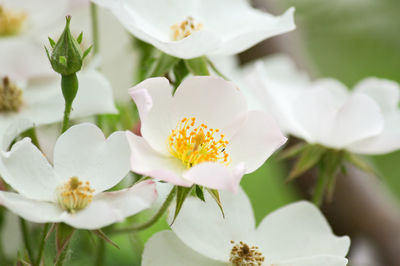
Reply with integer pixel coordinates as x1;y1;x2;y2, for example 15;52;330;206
0;77;23;112
57;177;95;213
170;16;203;41
0;5;27;36
229;240;265;266
168;117;230;168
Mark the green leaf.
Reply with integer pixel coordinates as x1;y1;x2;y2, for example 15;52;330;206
288;144;327;181
195;185;205;201
278;142;306;160
344;152;376;175
148;52;180;78
206;189;225;218
48;37;56;48
76;32;83;44
184;56;210;75
171;186;193;225
172;60;189;94
92;229;119;249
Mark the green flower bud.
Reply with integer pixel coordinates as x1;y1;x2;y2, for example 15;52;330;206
45;16;91;75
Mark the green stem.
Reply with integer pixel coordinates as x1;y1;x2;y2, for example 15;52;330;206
90;2;100;55
19;218;35;265
61;73;78;133
61;101;73;133
35;223;50;266
112;186;177;234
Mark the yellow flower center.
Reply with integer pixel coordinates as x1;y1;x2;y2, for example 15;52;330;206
57;177;95;213
0;77;23;112
229;241;265;266
170;16;203;41
168;117;230;168
0;5;27;36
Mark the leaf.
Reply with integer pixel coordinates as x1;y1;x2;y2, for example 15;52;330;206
287;144;327;181
48;37;56;48
92;230;119;249
206;189;225;218
184;56;210;75
76;32;83;44
148;52;179;78
171;186;193;225
344;152;376;175
278;142;306;160
195;185;205;201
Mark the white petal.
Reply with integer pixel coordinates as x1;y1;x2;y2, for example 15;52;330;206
63;180;157;229
170;188;255;262
126;131;192;187
256;201;350;261
129;77;175;155
353;77;400;113
0;138;57;201
182;162;245;192
0;191;63;223
173;76;247;138
53;123;131;193
275;255;348;266
142;231;226;266
0;118;33;150
227;111;287;174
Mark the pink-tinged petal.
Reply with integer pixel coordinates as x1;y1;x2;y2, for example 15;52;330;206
170;188;255;262
275;255;348;266
129;77;175;155
173;76;247;139
0;191;63;223
63;180;157;230
227;111;287;174
142;231;226;266
0;138;57;201
182;162;245;192
126;131;192;187
54;123;131;193
256;201;350;262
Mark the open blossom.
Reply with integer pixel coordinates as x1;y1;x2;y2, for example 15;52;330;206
244;54;400;155
126;76;286;192
143;189;350;266
0;69;117;149
0;123;157;229
92;0;295;59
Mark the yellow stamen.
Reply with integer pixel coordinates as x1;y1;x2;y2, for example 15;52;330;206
168;117;230;168
229;241;265;266
170;16;203;41
0;77;23;112
0;6;27;36
57;177;95;213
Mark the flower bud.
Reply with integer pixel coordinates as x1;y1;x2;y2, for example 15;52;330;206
45;16;91;75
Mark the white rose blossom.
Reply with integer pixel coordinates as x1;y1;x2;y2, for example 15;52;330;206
0;69;117;149
0;123;157;229
126;76;287;192
92;0;295;59
244;54;400;155
142;189;350;266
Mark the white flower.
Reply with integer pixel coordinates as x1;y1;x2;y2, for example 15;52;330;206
0;69;117;149
244;54;400;155
126;76;286;192
0;123;157;229
92;0;295;59
142;189;350;266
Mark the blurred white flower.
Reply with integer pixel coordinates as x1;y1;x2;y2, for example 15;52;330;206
126;76;286;192
244;54;400;155
0;123;157;229
92;0;295;59
143;189;350;266
0;69;117;149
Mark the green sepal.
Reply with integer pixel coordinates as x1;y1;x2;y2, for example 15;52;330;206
76;32;83;44
82;45;93;60
148;52;179;78
184;56;210;76
288;144;327;181
172;59;189;94
206;189;225;218
278;142;306;160
344;151;376;175
92;229;119;249
195;185;205;202
48;37;56;48
55;223;75;263
59;56;67;66
171;186;193;225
